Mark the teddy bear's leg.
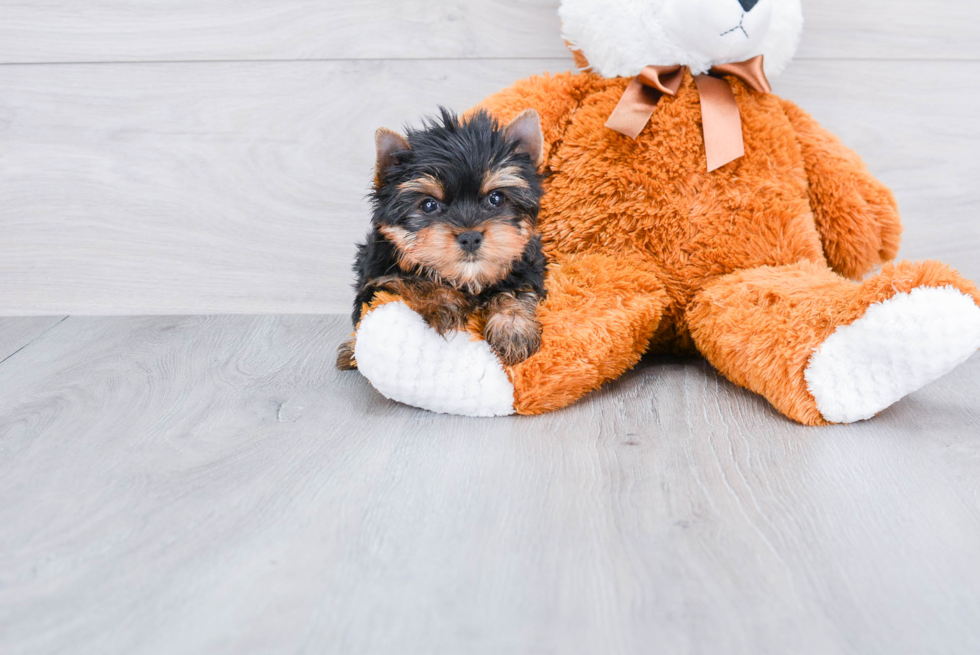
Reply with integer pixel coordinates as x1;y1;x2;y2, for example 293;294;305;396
352;253;668;416
506;253;668;415
687;260;980;425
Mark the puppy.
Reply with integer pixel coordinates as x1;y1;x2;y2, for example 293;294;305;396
338;107;547;370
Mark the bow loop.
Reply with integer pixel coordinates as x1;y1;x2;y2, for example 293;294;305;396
605;55;771;172
637;65;685;96
710;55;771;94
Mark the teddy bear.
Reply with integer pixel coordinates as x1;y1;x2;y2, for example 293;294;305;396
348;0;980;425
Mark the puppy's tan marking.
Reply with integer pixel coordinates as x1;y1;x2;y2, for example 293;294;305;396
377;224;415;252
379;223;457;278
397;175;444;200
481;165;531;195
380;219;535;294
479;218;533;280
374;128;410;188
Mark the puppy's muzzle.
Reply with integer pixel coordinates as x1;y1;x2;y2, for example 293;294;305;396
457;231;484;253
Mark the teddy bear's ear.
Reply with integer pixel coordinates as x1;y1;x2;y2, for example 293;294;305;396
503;109;544;169
374;127;410;188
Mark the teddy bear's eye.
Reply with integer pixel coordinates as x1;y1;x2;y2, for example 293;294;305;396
486;190;505;208
420;198;441;214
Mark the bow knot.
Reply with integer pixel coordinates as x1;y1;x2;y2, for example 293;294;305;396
605;55;771;172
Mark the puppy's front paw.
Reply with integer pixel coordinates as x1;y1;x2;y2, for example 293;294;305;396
366;276;470;336
483;292;542;366
413;287;471;336
486;324;541;366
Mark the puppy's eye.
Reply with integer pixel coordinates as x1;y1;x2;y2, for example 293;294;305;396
420;198;441;214
487;190;505;208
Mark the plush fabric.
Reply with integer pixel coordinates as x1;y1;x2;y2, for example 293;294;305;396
476;70;903;348
687;261;980;425
354;300;516;417
460;71;979;421
805;286;980;423
508;253;667;415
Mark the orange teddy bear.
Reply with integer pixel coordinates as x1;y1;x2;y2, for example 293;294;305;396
351;0;980;425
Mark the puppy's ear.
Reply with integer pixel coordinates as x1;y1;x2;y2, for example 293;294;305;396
503;109;544;169
375;128;410;187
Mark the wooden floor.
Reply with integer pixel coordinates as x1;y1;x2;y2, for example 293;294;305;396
2;314;980;654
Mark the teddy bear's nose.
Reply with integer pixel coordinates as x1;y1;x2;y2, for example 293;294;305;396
738;0;760;11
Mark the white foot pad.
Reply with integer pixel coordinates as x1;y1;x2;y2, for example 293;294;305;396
354;301;516;417
805;286;980;423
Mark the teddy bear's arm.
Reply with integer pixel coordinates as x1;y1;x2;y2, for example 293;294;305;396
472;72;589;166
780;98;902;280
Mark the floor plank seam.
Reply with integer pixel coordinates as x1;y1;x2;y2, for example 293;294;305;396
0;316;70;367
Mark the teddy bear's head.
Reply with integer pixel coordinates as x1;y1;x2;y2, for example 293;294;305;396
560;0;803;79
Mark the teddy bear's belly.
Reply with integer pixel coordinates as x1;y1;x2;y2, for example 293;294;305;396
538;99;827;352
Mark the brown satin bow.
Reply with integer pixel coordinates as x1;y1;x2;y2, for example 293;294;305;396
605;55;771;172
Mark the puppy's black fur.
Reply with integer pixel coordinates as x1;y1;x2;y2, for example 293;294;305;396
338;107;547;370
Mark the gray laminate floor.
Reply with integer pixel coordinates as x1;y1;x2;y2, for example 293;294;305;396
1;315;979;655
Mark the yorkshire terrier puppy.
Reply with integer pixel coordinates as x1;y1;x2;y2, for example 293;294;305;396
337;107;547;370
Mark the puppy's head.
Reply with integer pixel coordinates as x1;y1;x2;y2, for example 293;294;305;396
371;108;544;293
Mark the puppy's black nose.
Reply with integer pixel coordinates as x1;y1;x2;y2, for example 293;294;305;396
738;0;760;11
457;231;483;253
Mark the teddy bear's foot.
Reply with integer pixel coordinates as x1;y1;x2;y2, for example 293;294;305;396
354;301;516;417
805;286;980;423
688;260;980;426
